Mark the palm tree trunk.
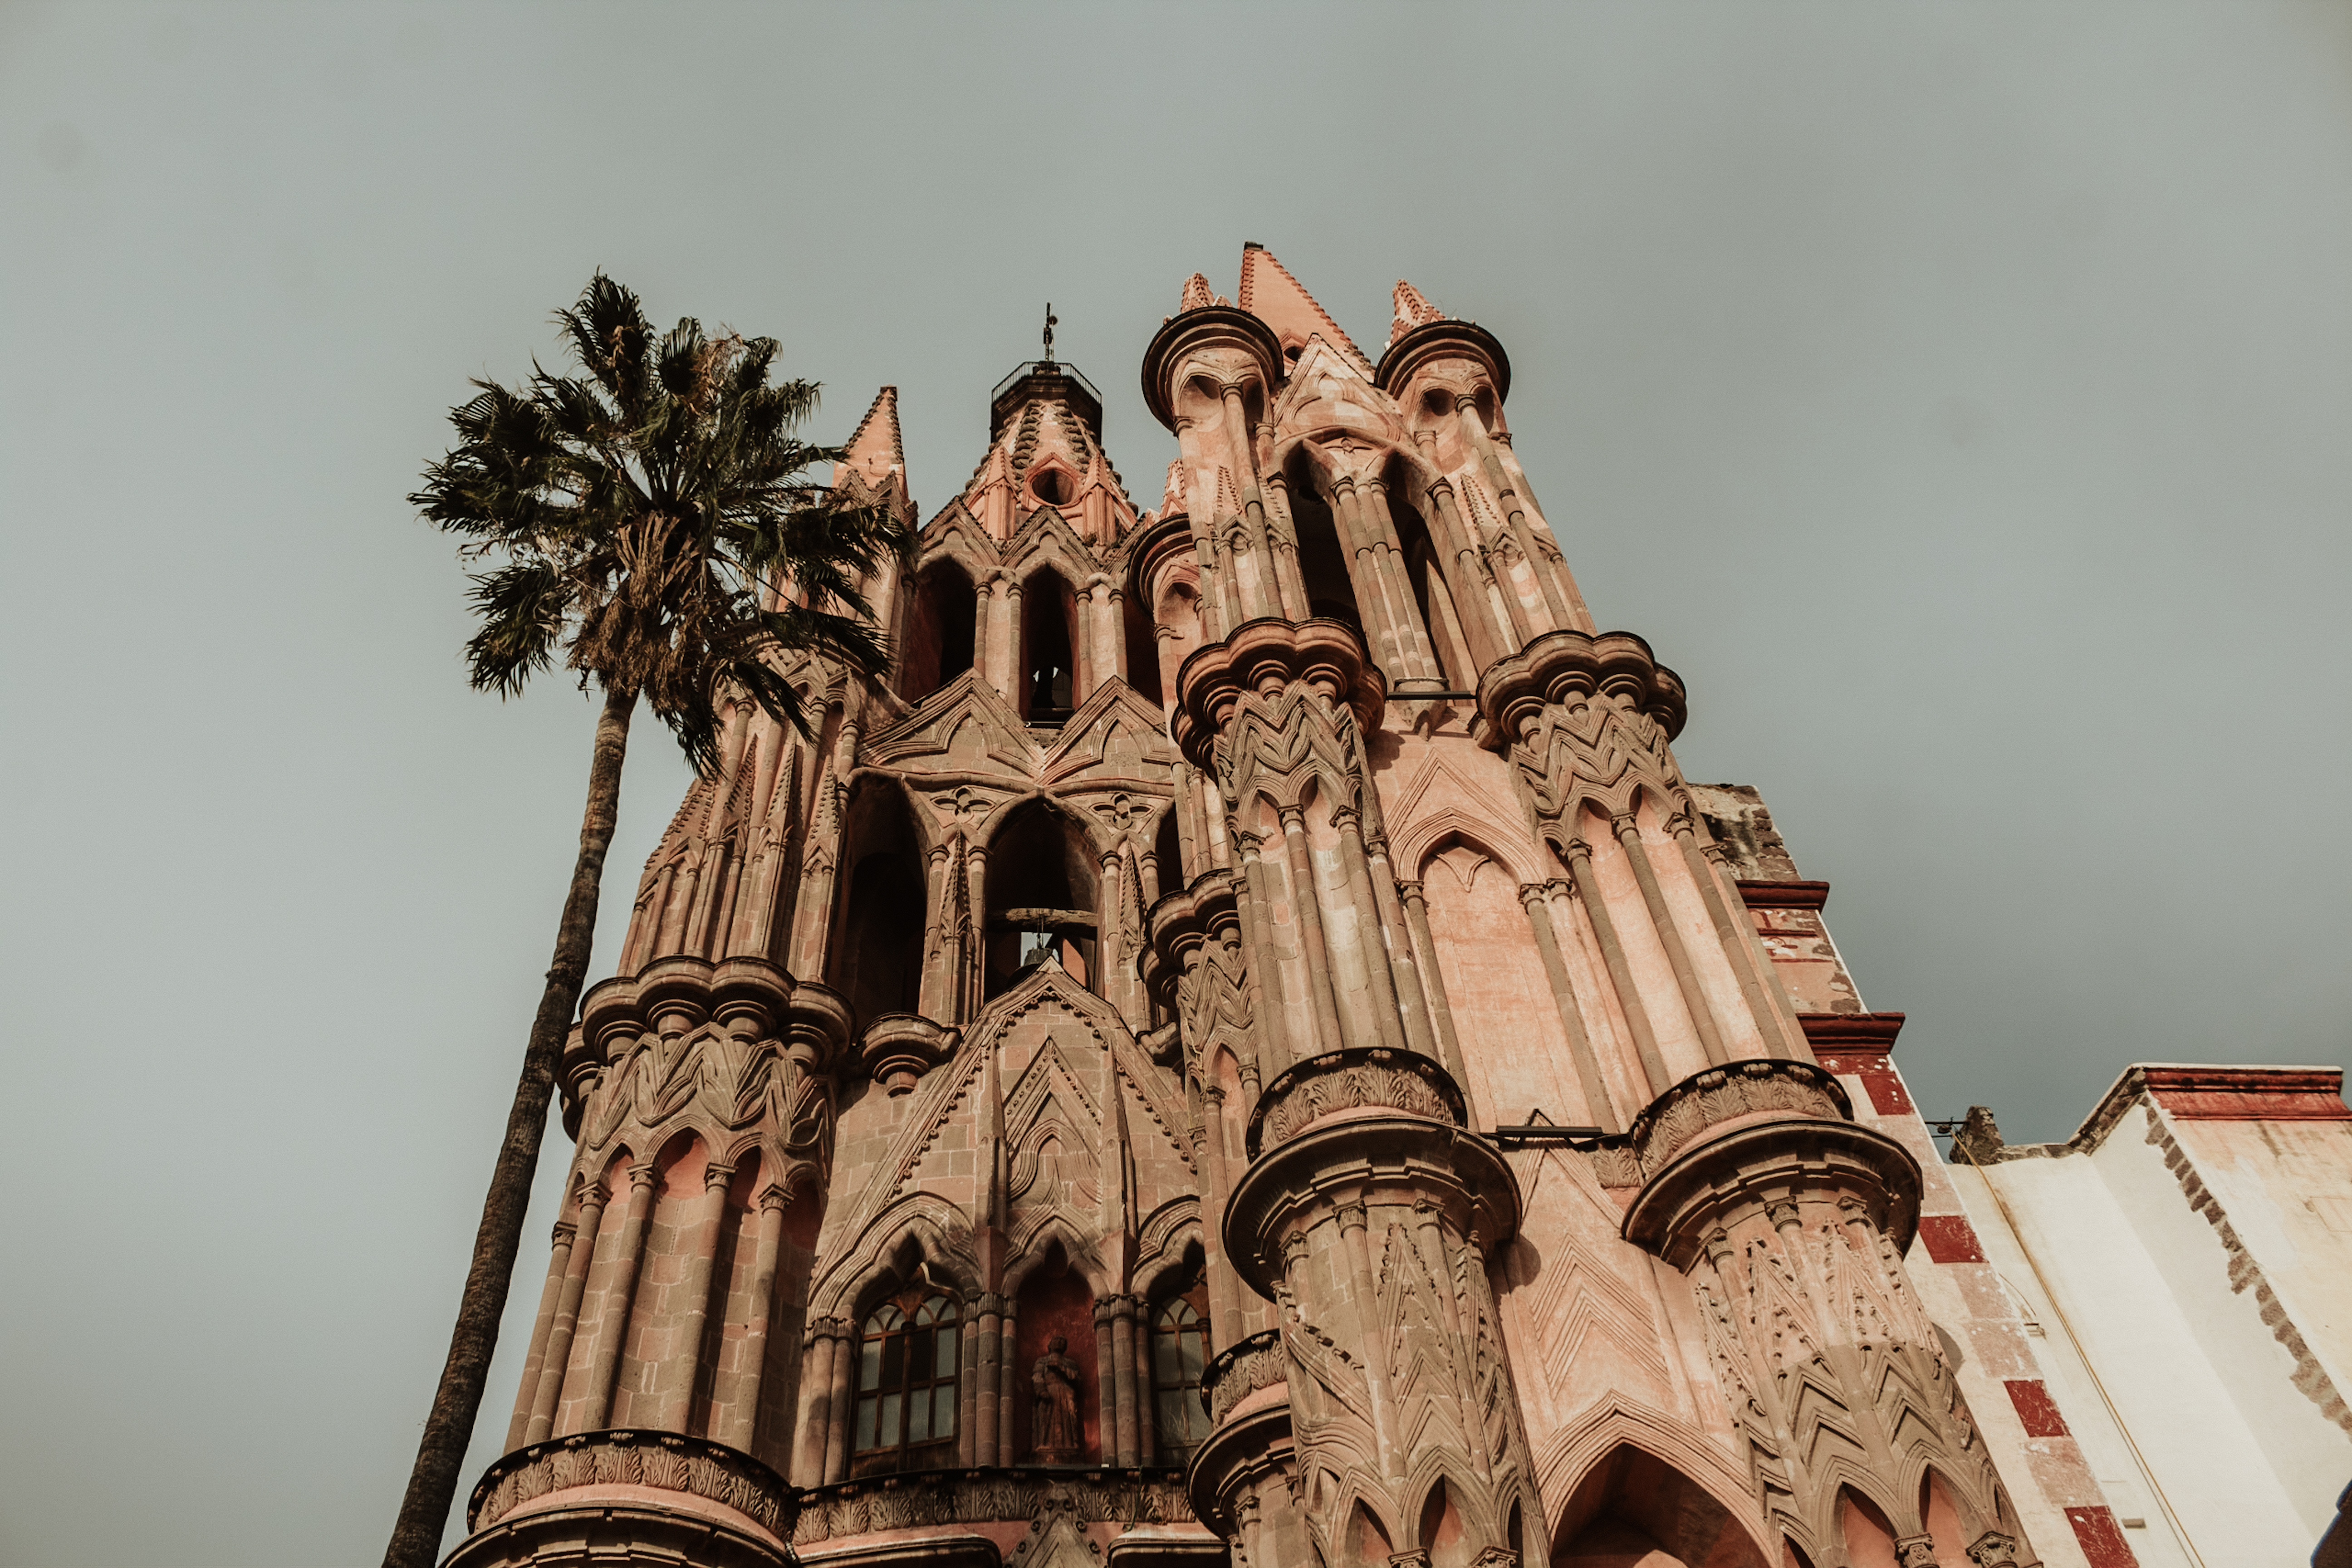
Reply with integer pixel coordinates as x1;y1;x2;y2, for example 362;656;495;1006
383;681;638;1568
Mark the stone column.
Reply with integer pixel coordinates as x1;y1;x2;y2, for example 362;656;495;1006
716;1185;789;1453
996;1300;1018;1464
1611;812;1731;1068
974;1292;1003;1466
1518;880;1621;1133
512;1209;591;1450
821;1328;855;1483
1154;617;1540;1567
1110;1295;1141;1466
577;1162;657;1433
1559;835;1672;1097
789;1318;843;1489
651;1161;735;1431
1092;1296;1119;1464
1622;1059;2031;1568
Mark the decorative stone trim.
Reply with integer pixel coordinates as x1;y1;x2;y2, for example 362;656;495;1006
1473;628;1686;750
468;1430;794;1539
1245;1047;1464;1158
1170;618;1387;771
1623;1058;1850;1178
1374;317;1513;402
858;1013;958;1097
1734;878;1830;910
791;1468;1192;1545
1199;1328;1285;1423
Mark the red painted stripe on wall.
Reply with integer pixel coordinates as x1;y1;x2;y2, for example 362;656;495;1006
1916;1214;1986;1264
2005;1378;2070;1437
2066;1505;2140;1568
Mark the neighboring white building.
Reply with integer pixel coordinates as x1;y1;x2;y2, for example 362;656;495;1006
1941;1065;2352;1567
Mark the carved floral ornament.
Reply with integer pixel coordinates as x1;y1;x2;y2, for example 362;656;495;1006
1171;617;1386;774
1473;628;1686;757
793;1472;1194;1545
561;957;844;1181
1200;1328;1285;1425
1245;1047;1465;1158
1623;1060;1852;1177
469;1430;794;1539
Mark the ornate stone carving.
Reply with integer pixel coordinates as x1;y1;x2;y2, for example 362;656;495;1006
1171;618;1385;774
793;1472;1194;1545
1201;1328;1286;1425
1245;1047;1464;1157
1967;1529;2024;1567
468;1430;794;1539
1623;1058;1851;1179
1030;1335;1084;1461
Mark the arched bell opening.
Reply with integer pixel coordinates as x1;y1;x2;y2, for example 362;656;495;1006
1121;586;1164;708
1282;448;1362;635
1552;1445;1771;1568
982;799;1099;1000
1152;569;1202;701
1019;567;1080;723
898;556;977;702
828;781;927;1030
1151;805;1184;903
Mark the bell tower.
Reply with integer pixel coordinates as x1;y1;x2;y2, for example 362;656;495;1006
436;252;2047;1568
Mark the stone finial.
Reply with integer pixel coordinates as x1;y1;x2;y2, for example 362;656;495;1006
1953;1105;2006;1167
1161;460;1189;518
1391;279;1444;343
1180;273;1216;312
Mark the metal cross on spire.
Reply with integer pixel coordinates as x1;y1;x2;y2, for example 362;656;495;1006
1043;303;1057;363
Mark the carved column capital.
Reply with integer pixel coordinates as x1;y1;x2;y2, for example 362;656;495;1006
702;1161;737;1193
549;1220;578;1248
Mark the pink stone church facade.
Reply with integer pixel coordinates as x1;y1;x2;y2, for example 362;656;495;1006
442;247;2352;1568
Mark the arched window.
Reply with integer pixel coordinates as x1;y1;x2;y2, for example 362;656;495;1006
853;1290;960;1472
1150;1277;1213;1456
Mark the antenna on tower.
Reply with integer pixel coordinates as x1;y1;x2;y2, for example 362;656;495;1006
1042;303;1058;364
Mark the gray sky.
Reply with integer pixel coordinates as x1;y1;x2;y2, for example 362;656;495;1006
4;4;2349;1563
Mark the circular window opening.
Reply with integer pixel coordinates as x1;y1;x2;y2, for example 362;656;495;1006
1031;469;1073;506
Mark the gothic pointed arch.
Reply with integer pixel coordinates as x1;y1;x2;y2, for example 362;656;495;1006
1280;442;1362;635
1553;1441;1774;1568
827;774;929;1032
899;553;979;701
981;795;1102;998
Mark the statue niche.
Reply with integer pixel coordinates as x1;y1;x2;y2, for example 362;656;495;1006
1030;1334;1083;1463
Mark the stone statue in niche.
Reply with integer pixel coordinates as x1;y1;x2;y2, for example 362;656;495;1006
1030;1335;1083;1461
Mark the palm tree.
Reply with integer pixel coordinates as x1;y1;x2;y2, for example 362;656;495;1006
382;273;909;1568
